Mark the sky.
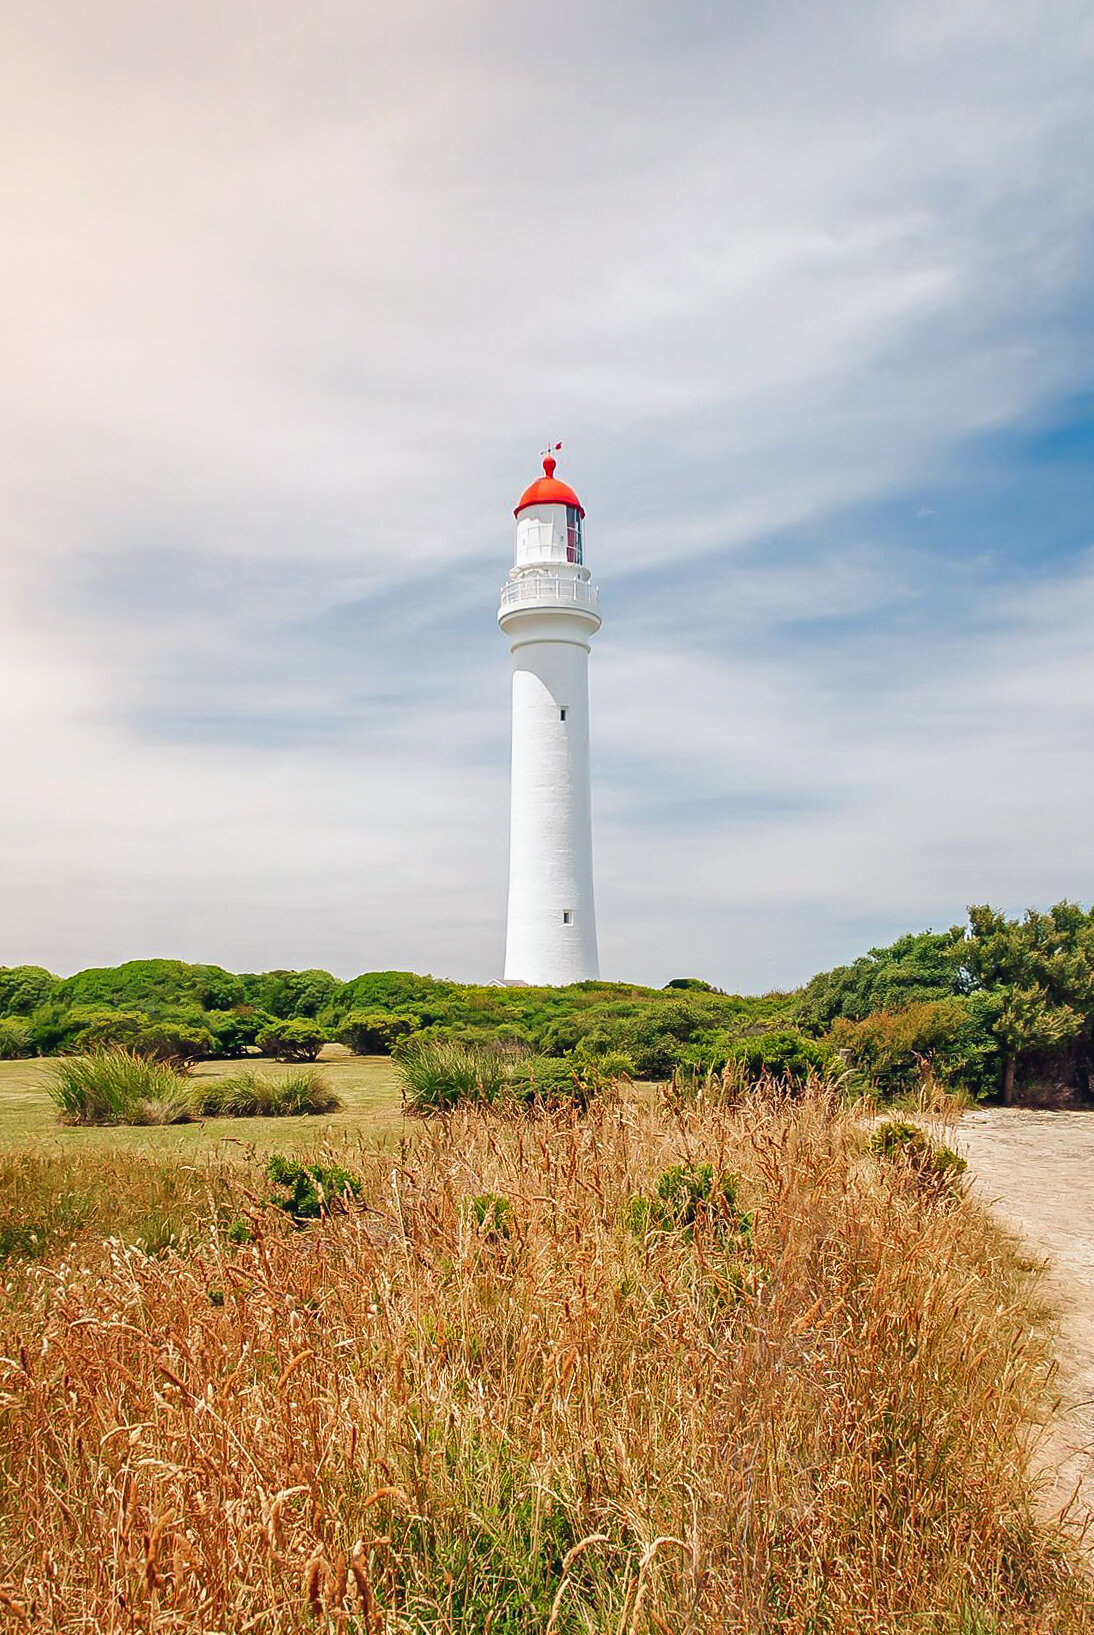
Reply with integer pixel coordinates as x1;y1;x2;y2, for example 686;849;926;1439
2;0;1094;992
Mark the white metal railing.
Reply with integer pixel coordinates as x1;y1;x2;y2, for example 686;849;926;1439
498;576;600;614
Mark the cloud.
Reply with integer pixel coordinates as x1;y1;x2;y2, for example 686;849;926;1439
1;0;1094;985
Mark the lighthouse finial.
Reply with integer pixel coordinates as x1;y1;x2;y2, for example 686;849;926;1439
541;439;563;478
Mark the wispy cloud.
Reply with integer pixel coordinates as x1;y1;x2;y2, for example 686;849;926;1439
1;0;1093;985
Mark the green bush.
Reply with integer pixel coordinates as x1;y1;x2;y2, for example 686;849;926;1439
67;1008;152;1053
337;1009;421;1055
0;965;55;1016
255;1019;328;1062
679;1029;837;1090
47;1049;195;1127
626;1163;752;1240
464;1193;514;1239
0;1017;32;1060
193;1067;340;1118
266;1154;361;1221
507;1053;591;1107
55;959;242;1017
827;998;996;1100
870;1119;968;1196
66;1011;214;1069
136;1020;215;1067
254;969;340;1020
204;1009;265;1057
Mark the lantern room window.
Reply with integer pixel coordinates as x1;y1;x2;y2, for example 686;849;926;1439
565;506;583;564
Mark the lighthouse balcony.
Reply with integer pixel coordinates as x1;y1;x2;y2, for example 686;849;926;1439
498;575;600;616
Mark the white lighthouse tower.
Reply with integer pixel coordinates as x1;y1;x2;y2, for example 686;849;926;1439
499;453;601;985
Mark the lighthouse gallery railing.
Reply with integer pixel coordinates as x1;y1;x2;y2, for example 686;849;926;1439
498;577;600;614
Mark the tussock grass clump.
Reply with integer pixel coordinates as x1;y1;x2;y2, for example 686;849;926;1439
396;1033;516;1112
397;1034;609;1114
0;1088;1089;1630
193;1066;341;1118
47;1047;194;1125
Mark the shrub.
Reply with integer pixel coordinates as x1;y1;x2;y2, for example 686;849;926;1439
266;1154;361;1221
396;1034;515;1113
0;1017;32;1060
255;1019;328;1061
337;1009;421;1055
193;1067;340;1118
828;999;996;1100
870;1119;968;1197
47;1049;195;1126
507;1053;593;1108
204;1009;264;1057
68;1008;152;1053
464;1193;514;1239
136;1020;215;1068
626;1162;752;1240
255;969;340;1020
683;1029;838;1090
66;1012;214;1069
0;965;55;1015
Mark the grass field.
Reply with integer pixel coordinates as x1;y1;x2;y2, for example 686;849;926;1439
2;1082;1089;1632
0;1046;404;1155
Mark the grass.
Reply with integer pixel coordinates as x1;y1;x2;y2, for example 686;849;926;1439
397;1033;517;1111
0;1083;1089;1630
0;1049;402;1156
191;1065;341;1118
48;1047;197;1125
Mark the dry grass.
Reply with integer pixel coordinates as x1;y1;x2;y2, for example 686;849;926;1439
0;1085;1089;1632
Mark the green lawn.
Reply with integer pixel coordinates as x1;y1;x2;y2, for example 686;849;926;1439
0;1047;406;1156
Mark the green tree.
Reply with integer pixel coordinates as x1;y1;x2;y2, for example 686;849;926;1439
794;930;969;1032
0;966;56;1015
256;1019;328;1062
958;903;1094;1103
337;1010;420;1054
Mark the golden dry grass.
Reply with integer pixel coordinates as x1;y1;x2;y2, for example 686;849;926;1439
0;1085;1089;1632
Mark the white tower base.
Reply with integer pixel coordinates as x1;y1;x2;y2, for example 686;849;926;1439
502;612;599;984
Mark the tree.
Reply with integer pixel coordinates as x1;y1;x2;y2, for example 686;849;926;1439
957;903;1094;1102
0;966;56;1015
794;930;969;1033
337;1011;420;1055
256;1019;328;1062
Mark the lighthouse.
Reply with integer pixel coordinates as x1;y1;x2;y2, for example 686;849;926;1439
499;452;601;985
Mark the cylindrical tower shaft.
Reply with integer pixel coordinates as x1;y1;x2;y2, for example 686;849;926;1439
499;457;601;985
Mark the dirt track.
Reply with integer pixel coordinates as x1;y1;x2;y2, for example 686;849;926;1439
959;1108;1094;1528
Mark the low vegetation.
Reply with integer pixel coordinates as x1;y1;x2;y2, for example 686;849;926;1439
191;1066;340;1119
395;1035;611;1114
7;896;1094;1106
0;1084;1087;1630
46;1050;342;1127
48;1048;196;1126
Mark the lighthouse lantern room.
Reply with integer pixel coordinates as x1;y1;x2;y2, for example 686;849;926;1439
499;452;601;985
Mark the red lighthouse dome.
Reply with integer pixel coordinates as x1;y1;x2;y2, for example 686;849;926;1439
514;454;585;519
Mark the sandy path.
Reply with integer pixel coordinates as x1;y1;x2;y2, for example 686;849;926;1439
959;1108;1094;1527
